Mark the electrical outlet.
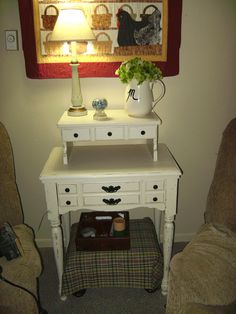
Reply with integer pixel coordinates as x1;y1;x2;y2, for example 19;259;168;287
5;30;18;51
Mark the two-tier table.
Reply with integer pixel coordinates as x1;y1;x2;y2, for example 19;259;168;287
40;109;182;298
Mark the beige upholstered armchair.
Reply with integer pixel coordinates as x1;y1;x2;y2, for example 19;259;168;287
166;118;236;313
0;122;42;314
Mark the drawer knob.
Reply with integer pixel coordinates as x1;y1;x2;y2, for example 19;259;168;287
153;185;158;190
141;130;146;135
65;188;70;193
102;198;121;205
73;133;79;138
153;197;158;202
102;185;121;193
66;200;71;205
107;131;112;137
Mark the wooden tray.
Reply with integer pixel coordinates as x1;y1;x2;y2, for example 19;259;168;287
76;211;130;251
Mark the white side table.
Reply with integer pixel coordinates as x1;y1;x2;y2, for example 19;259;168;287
40;143;182;298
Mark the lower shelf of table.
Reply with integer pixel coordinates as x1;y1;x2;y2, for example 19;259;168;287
61;218;163;296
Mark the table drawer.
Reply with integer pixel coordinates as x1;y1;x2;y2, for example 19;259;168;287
83;194;140;206
128;126;157;139
83;182;140;193
145;180;164;191
145;191;165;203
95;127;124;140
58;195;78;207
62;128;90;141
57;184;77;194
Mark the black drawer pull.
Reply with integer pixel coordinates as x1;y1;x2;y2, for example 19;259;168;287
66;200;71;205
153;185;158;190
65;188;70;193
73;133;79;138
102;185;121;193
153;197;158;202
102;198;121;205
107;131;112;137
141;130;146;135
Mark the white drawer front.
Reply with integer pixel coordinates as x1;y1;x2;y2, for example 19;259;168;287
83;194;140;206
145;191;165;203
145;180;164;191
95;127;124;140
128;126;157;139
83;182;139;193
58;195;78;207
62;128;90;141
57;184;77;194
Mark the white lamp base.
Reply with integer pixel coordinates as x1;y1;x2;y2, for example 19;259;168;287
67;106;87;116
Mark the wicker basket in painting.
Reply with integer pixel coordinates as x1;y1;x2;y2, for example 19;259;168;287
114;44;162;56
44;35;87;56
43;32;63;56
119;4;137;20
93;32;112;55
92;4;112;30
41;5;59;30
140;5;158;21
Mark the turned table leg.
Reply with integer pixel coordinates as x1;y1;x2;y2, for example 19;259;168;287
50;217;67;300
161;214;174;295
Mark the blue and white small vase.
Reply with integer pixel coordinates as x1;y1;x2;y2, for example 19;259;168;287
92;98;108;120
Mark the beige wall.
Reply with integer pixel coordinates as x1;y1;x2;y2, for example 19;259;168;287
0;0;236;246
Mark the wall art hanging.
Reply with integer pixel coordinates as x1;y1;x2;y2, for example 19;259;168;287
18;0;182;78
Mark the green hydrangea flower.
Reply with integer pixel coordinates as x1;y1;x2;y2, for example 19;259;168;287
115;57;163;85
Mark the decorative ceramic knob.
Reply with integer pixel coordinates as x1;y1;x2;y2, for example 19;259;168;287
92;98;108;120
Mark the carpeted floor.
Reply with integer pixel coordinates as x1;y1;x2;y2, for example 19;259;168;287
38;243;187;314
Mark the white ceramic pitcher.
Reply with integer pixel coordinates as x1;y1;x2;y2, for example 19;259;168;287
125;79;165;117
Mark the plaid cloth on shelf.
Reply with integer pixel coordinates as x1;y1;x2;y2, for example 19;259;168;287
61;218;163;296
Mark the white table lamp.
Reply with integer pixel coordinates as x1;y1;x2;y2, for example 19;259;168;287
51;9;95;116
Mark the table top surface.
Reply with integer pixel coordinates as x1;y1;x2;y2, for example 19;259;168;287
57;110;162;128
40;144;182;180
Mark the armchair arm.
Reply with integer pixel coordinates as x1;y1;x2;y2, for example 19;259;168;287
0;181;23;226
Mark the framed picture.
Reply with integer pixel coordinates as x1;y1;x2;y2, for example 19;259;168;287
18;0;182;78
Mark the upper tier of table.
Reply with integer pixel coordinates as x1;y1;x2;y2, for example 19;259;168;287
57;109;162;128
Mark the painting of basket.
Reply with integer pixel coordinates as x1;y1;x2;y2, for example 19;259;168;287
93;32;112;55
92;4;112;30
140;5;159;21
44;33;87;56
41;5;59;30
119;4;137;20
43;32;63;55
114;44;162;56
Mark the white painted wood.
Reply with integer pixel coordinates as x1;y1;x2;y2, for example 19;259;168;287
161;214;175;296
154;209;162;242
57;184;77;194
62;128;90;142
40;143;181;297
57;109;161;127
40;144;180;179
145;191;165;203
82;181;140;193
83;193;140;206
58;195;78;207
57;110;161;164
145;180;164;190
95;126;124;140
128;125;157;139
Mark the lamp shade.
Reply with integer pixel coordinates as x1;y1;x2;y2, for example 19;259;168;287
50;9;95;42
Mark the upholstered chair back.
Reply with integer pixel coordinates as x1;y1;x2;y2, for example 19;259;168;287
0;122;23;226
205;118;236;233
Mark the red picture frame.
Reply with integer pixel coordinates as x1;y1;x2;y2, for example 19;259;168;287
18;0;182;79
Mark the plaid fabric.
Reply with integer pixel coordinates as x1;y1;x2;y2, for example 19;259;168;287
62;218;163;296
